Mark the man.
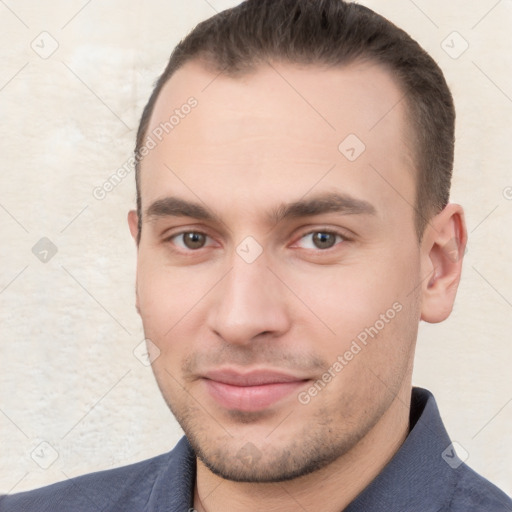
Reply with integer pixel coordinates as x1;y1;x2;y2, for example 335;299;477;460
2;0;511;510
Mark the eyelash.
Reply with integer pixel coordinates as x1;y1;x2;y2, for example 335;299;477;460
165;231;218;251
164;228;350;253
293;230;347;250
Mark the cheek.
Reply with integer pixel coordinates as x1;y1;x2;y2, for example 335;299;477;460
299;267;420;420
136;258;201;343
284;246;421;353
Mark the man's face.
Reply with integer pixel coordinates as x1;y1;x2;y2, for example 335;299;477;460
130;60;424;481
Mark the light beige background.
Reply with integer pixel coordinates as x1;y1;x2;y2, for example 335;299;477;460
0;0;511;497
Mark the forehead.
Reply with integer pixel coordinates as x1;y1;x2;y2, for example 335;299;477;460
139;59;416;230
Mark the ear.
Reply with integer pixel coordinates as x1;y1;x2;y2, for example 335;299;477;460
127;210;141;315
128;210;139;245
420;203;467;323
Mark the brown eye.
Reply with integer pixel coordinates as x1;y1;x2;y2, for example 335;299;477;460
312;232;338;249
167;230;217;253
182;232;207;249
294;231;344;250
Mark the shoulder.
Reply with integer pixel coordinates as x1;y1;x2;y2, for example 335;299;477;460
448;463;512;511
0;449;178;512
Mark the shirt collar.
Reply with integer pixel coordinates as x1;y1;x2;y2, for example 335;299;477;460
344;387;458;511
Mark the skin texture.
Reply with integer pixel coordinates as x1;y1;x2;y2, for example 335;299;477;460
128;60;467;512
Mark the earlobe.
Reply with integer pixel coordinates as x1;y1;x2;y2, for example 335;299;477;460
128;210;139;244
420;204;467;323
134;288;141;316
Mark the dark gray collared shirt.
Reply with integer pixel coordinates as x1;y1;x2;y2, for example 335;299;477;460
1;387;511;511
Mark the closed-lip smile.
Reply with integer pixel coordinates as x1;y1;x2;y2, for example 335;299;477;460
201;368;310;412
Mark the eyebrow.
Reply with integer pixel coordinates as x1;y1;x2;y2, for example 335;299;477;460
146;197;218;222
144;192;377;226
268;192;377;224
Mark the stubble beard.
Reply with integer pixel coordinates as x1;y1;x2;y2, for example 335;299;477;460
158;383;390;483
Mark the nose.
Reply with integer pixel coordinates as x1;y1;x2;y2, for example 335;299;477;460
206;252;291;346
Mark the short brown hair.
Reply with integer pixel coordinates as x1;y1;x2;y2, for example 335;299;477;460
134;0;455;242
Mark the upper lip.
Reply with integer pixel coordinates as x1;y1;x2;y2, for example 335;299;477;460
202;368;308;386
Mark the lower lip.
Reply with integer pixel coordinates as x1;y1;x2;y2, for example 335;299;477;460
203;379;307;412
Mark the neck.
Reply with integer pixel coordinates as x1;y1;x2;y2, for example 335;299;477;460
194;382;412;512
